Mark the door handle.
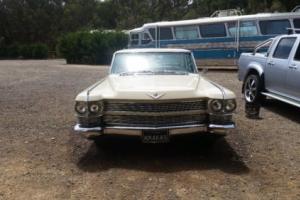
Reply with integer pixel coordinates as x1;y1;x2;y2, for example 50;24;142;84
267;61;274;66
289;64;298;70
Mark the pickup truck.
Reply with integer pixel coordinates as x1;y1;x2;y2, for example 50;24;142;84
238;34;300;108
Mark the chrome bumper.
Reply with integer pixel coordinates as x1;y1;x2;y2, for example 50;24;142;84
74;123;235;139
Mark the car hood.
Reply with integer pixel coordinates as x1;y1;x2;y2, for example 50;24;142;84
108;74;199;91
76;74;236;101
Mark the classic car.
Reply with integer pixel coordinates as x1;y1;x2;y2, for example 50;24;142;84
238;33;300;107
74;49;237;143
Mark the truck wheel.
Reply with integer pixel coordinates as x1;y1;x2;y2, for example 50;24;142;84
244;74;263;104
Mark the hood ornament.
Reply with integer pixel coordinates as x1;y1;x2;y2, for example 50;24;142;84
147;92;165;99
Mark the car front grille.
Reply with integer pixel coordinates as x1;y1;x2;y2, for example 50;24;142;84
103;114;207;127
103;99;208;127
104;100;207;113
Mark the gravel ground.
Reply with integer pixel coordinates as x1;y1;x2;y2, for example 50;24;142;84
0;60;299;200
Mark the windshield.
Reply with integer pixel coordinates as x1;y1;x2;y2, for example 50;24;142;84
111;52;197;75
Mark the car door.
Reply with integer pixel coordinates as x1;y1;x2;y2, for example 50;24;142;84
286;38;300;100
265;37;297;94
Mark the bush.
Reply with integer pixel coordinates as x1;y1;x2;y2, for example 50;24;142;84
6;44;20;58
0;43;48;59
57;31;128;65
31;44;49;59
19;45;32;59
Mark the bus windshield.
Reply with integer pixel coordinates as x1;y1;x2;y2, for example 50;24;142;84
111;52;197;74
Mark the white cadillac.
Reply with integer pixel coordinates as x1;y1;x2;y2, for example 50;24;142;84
74;49;237;143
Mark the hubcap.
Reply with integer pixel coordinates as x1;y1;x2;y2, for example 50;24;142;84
245;77;257;103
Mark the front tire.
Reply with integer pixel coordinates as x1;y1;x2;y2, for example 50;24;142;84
243;74;264;104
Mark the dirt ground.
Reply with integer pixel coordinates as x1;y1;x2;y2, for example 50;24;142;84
0;60;299;200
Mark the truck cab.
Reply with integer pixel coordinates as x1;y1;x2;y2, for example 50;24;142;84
238;33;300;107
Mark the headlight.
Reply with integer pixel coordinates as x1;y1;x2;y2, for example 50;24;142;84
209;99;223;112
75;102;88;114
75;101;103;115
89;102;103;114
225;99;237;112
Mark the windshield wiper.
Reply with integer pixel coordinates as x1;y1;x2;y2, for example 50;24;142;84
119;70;189;76
155;70;189;75
119;70;155;76
119;71;135;76
136;70;156;74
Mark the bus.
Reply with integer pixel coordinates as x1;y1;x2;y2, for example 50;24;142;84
128;9;300;68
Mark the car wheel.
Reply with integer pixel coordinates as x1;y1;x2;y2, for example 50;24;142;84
244;74;263;104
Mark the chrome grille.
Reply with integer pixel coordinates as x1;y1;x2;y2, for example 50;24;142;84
103;99;208;127
104;100;207;113
103;114;207;127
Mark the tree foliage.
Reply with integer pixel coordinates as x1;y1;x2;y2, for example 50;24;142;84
57;31;128;64
0;0;299;53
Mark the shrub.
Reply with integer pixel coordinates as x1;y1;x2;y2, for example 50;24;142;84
0;43;48;59
19;45;32;59
31;43;48;59
57;31;128;65
6;44;20;58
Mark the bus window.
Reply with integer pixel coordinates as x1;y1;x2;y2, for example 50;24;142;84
149;28;156;40
174;26;199;40
141;32;152;44
228;21;238;37
159;27;173;40
240;21;258;36
259;19;291;35
228;21;258;37
130;33;139;46
293;19;300;33
200;23;226;38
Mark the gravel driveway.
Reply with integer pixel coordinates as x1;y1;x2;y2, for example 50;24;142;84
0;60;299;200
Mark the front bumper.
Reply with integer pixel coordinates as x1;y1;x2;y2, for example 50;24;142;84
74;123;235;139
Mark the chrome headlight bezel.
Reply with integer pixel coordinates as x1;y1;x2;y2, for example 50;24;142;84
75;102;88;115
209;99;223;113
224;99;237;112
89;101;104;114
75;101;104;115
208;99;237;113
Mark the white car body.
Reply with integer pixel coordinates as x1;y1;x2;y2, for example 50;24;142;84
74;49;237;143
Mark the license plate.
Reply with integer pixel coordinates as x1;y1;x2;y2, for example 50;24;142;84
142;130;170;143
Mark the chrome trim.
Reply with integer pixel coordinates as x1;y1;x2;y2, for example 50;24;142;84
74;123;235;138
262;92;300;108
105;125;207;136
104;99;207;104
105;124;206;130
208;113;233;116
105;110;206;116
86;79;106;102
209;124;235;129
207;80;225;100
74;124;102;132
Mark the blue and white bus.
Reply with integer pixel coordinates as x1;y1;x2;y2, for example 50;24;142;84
128;10;300;68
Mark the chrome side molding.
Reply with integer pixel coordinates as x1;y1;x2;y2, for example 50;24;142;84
261;92;300;108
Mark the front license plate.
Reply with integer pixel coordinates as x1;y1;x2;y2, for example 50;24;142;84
142;130;170;143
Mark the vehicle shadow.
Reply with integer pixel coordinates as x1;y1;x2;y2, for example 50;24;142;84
263;99;300;123
76;134;249;175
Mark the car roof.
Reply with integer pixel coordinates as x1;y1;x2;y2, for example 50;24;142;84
115;48;191;54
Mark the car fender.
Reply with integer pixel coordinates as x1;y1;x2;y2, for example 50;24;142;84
242;62;264;93
246;62;264;77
